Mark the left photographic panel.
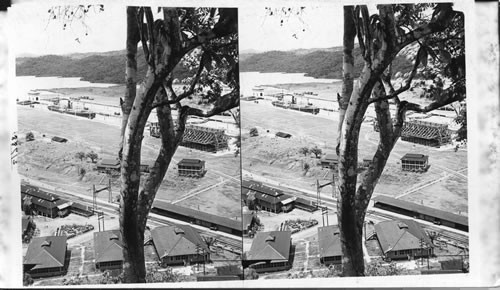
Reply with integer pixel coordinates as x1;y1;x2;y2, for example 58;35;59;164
11;3;242;286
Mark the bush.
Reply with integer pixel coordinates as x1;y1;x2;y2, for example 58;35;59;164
299;147;309;156
86;151;98;163
75;151;86;161
249;127;259;137
25;132;35;142
310;146;322;158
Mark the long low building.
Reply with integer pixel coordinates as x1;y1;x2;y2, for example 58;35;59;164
21;184;71;218
317;225;342;265
23;236;68;278
372;195;468;232
152;200;242;236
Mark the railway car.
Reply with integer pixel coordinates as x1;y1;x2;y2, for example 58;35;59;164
372;195;468;232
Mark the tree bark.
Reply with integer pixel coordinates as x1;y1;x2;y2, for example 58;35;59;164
337;6;356;155
121;7;140;159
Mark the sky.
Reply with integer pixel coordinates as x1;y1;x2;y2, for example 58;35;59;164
9;2;126;56
238;5;343;52
9;2;467;56
9;3;343;56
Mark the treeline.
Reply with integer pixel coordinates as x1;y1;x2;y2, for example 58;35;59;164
17;46;414;83
16;50;192;84
240;47;413;79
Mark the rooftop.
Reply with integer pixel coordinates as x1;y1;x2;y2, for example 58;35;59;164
151;224;208;258
373;195;468;226
401;153;428;161
152;200;241;231
317;225;342;258
374;219;433;254
246;231;291;262
93;230;123;264
24;236;67;270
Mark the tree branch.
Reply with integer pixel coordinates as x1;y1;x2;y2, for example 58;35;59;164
151;51;208;109
397;3;457;51
137;8;151;67
185;88;239;118
404;80;465;113
368;49;421;104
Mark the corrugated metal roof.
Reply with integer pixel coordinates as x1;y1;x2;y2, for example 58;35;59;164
152;200;241;231
24;236;67;269
317;225;342;258
93;230;123;263
246;231;291;262
151;225;208;258
373;195;468;226
21;184;59;202
374;219;433;254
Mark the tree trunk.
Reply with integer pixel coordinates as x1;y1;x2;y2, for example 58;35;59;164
120;68;158;283
121;7;140;158
337;6;356;154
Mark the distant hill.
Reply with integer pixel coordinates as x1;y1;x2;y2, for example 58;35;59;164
17;46;414;84
16;49;192;84
240;46;413;79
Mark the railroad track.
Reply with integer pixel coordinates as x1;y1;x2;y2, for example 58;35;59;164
26;182;243;252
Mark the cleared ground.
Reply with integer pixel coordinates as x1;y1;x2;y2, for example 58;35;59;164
17;103;241;218
240;100;468;215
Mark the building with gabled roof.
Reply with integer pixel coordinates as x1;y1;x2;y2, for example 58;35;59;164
244;231;292;273
320;153;338;169
374;219;434;260
94;230;124;271
401;153;429;172
242;180;294;213
23;236;68;278
21;184;71;218
151;224;209;266
317;225;342;265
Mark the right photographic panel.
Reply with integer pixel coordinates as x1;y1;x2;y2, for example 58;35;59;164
239;3;468;280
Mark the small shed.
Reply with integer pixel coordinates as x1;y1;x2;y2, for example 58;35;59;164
96;158;120;173
51;136;68;143
401;153;429;172
275;132;292;138
321;153;338;169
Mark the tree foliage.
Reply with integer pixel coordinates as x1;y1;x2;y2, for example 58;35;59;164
25;131;34;141
310;146;322;158
75;151;85;161
249;127;259;137
85;151;98;163
299;146;309;156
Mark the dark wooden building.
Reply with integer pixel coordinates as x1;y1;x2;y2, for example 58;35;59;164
177;158;206;177
21;184;71;218
372;195;468;232
374;219;434;260
96;158;120;173
244;231;293;273
242;180;294;213
317;225;342;265
181;125;228;152
94;230;124;271
275;131;292;138
401;153;429;172
320;153;338;169
151;224;209;266
152;200;242;236
23;236;68;278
